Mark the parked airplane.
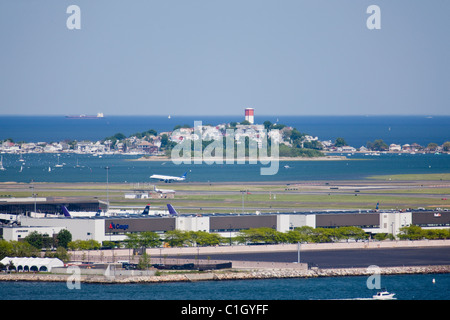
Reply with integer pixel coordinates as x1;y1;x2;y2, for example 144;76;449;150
154;185;175;194
107;204;170;216
61;206;102;218
143;204;178;216
150;171;188;183
167;204;179;216
142;204;150;215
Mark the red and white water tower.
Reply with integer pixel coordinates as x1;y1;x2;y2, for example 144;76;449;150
244;108;254;124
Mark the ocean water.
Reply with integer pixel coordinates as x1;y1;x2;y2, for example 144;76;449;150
1;115;449;303
0;152;449;183
0;273;449;300
0;115;449;147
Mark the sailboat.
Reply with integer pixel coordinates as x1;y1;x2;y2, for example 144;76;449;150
0;156;5;171
55;155;63;167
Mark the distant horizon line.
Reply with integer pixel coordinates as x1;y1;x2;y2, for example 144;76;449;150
1;114;449;117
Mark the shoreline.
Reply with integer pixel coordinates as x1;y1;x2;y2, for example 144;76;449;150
2;241;450;284
132;155;348;162
1;265;449;284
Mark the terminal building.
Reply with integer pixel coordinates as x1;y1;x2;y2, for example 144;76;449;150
4;209;448;243
1;197;449;243
0;197;105;215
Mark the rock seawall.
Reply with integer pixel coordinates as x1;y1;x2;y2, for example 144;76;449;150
1;265;449;284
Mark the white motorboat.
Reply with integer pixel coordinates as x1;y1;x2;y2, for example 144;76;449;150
373;290;396;300
0;156;5;171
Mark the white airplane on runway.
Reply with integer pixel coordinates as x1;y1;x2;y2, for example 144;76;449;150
150;171;188;183
154;185;175;194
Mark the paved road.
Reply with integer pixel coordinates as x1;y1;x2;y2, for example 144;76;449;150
171;246;450;269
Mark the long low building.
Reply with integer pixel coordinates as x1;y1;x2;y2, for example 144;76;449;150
0;197;106;215
8;210;449;243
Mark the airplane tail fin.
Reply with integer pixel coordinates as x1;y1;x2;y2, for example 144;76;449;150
95;209;101;217
376;202;379;210
181;171;188;178
142;204;150;215
167;204;178;216
61;206;71;218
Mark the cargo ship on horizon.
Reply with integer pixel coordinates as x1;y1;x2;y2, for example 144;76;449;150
65;112;104;119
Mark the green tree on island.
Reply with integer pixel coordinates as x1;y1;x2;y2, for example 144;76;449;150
443;141;450;152
367;139;388;151
335;137;347;147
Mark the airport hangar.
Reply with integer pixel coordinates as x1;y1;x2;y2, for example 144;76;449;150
0;197;106;215
8;209;450;243
1;197;449;242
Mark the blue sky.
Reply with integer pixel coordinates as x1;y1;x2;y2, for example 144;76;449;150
0;0;449;116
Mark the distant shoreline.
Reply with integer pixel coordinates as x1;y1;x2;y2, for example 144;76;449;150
132;155;348;162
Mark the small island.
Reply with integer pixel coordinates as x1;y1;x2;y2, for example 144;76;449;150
1;119;448;158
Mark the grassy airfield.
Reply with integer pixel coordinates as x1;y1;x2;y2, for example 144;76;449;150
1;173;449;213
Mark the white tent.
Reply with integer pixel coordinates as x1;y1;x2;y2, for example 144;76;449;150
0;257;64;272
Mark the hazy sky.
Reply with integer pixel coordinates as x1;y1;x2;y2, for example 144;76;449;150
0;0;449;116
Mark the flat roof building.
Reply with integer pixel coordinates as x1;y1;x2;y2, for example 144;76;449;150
12;210;450;244
0;197;106;215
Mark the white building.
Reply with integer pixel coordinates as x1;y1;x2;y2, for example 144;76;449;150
0;257;64;272
1;226;65;242
14;210;430;244
389;144;402;152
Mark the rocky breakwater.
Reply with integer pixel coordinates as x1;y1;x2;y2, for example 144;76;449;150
1;265;449;284
213;265;450;281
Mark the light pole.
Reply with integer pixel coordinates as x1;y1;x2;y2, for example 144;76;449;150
240;190;248;213
32;193;38;213
105;166;110;210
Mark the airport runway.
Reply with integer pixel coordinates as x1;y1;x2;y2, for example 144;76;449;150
171;246;450;269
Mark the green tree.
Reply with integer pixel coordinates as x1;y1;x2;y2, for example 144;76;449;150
293;226;316;243
138;232;162;250
24;231;43;249
24;231;53;249
335;137;347;147
237;228;287;244
57;229;72;249
335;226;368;242
367;139;388;151
0;239;13;260
303;140;323;150
188;231;222;247
8;240;39;257
427;143;438;151
45;247;71;263
442;141;450;152
310;228;335;243
86;239;101;250
263;121;272;130
284;230;302;243
137;253;151;270
373;233;389;241
164;230;189;247
398;225;424;240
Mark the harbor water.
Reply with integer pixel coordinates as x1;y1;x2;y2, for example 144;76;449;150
0;273;449;300
1;115;449;302
0;152;449;183
1;115;449;147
